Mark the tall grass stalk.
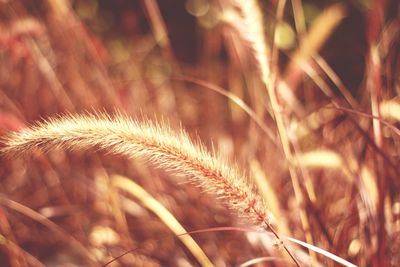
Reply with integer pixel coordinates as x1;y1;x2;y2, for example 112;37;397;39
223;0;313;262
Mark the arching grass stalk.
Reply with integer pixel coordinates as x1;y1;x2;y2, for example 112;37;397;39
2;113;299;266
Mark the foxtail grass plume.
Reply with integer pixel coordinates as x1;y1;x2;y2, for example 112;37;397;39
2;113;301;266
2;113;271;226
222;0;270;79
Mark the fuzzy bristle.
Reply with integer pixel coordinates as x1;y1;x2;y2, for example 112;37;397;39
2;113;271;226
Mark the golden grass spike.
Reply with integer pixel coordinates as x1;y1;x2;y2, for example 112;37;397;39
222;0;270;78
2;113;303;265
2;113;269;226
2;113;301;265
297;150;343;169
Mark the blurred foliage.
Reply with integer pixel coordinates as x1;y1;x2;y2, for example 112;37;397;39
0;0;399;266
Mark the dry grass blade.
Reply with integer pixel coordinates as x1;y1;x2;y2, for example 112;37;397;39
174;76;277;143
0;196;98;266
182;227;358;267
297;150;343;169
112;174;213;267
239;256;291;267
289;3;346;69
380;99;400;122
285;237;357;267
2;239;46;267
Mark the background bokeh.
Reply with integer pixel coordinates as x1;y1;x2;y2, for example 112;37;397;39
0;0;399;266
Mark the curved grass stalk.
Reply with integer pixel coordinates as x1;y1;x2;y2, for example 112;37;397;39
0;196;98;267
222;0;312;263
111;174;213;267
180;227;357;267
2;113;299;266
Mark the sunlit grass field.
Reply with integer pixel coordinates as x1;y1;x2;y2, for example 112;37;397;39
0;0;399;266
